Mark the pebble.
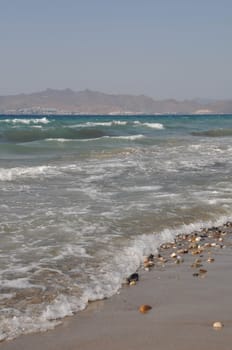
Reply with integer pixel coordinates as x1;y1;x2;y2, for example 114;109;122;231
191;260;202;268
158;256;167;263
139;304;152;313
127;273;139;284
144;260;154;268
175;255;184;264
212;321;224;329
193;272;199;277
177;248;188;254
199;268;207;277
160;242;174;249
129;280;136;286
144;254;155;269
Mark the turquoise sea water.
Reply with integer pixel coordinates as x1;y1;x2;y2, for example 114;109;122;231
0;114;232;340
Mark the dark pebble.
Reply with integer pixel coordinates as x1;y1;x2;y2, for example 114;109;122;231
127;273;139;284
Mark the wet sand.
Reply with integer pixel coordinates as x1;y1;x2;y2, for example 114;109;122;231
1;224;232;350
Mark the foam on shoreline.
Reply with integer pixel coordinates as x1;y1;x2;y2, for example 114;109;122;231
1;220;232;348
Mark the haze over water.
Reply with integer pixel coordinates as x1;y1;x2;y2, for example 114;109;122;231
0;114;232;340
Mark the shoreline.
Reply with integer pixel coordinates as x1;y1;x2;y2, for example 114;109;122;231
1;222;232;350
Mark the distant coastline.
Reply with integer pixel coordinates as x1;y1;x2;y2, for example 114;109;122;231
0;89;232;115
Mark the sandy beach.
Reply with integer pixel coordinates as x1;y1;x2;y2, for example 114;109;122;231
1;224;232;350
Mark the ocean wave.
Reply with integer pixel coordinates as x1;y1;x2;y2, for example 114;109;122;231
143;122;164;129
2;127;109;143
45;134;145;142
45;138;74;142
108;134;145;140
192;128;232;137
70;120;128;128
0;117;50;125
134;121;164;129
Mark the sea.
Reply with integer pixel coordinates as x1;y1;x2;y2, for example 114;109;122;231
0;114;232;340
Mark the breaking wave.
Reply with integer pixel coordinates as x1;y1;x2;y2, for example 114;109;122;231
0;117;50;125
1;127;110;143
141;122;164;129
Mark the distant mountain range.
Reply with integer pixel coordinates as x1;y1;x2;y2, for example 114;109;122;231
0;88;232;115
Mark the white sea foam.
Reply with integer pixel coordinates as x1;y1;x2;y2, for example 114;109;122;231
74;134;145;142
108;134;145;140
71;120;128;128
1;214;232;341
143;122;164;129
134;121;164;129
1;117;50;125
1;278;44;290
45;134;144;142
122;185;163;192
0;165;57;181
0;293;15;300
0;313;61;342
45;138;73;142
0;163;89;181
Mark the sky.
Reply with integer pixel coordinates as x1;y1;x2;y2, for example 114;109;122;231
1;0;232;99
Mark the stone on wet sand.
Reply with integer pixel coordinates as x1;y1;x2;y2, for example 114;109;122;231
127;273;139;284
129;280;137;286
139;304;152;313
144;254;155;268
175;255;184;264
212;321;224;329
199;268;207;277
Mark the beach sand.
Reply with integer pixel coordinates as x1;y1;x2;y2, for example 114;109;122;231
1;225;232;350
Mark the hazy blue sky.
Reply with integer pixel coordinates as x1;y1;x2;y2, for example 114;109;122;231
1;0;232;99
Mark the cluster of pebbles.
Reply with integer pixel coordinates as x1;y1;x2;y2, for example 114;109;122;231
126;222;232;323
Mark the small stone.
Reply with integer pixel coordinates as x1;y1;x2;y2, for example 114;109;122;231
127;273;139;284
147;254;154;261
193;272;199;277
160;242;174;249
199;268;207;273
207;257;215;263
170;252;177;258
139;304;152;313
213;321;223;329
175;255;184;264
129;280;136;286
144;258;154;268
204;243;211;248
179;248;188;254
199;268;207;277
158;256;167;263
189;243;198;250
191;258;202;268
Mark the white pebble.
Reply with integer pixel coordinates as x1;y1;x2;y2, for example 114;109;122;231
213;321;223;329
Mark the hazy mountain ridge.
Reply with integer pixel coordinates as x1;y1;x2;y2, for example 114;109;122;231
0;89;231;114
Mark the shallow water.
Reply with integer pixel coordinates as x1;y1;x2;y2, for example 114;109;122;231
0;114;232;340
